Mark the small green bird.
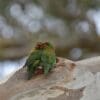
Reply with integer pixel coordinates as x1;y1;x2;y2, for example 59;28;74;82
24;42;56;80
24;42;43;79
41;42;56;75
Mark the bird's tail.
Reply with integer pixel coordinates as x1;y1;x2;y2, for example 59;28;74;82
23;62;27;68
27;72;33;80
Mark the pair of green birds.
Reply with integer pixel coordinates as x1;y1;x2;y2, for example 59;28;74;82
24;42;56;80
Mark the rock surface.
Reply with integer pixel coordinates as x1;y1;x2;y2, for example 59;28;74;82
0;57;100;100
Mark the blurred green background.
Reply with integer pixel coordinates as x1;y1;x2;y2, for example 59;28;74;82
0;0;100;80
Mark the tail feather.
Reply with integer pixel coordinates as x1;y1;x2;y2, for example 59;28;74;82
27;72;33;80
44;65;51;75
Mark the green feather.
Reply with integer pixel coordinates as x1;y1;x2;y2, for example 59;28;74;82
24;42;56;79
25;49;42;79
27;60;40;79
41;45;56;75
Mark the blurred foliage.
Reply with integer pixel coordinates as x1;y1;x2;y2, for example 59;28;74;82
0;0;11;14
0;0;100;60
78;0;100;8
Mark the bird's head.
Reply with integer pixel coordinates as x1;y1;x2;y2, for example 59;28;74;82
35;42;43;49
43;42;54;49
35;42;54;50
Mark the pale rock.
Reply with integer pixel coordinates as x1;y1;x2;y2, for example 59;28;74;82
80;72;100;100
64;67;95;89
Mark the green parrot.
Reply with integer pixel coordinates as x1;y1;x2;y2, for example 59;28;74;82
24;42;56;80
41;42;56;75
24;42;43;80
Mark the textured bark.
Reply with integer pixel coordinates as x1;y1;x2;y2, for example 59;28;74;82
0;56;100;100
